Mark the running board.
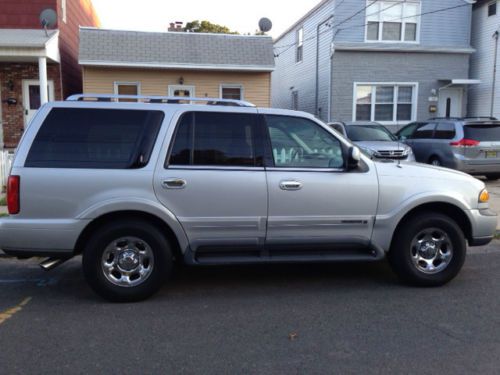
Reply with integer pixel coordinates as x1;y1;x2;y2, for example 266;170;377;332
193;245;385;265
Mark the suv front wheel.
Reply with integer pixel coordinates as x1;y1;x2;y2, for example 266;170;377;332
388;212;466;286
82;219;173;302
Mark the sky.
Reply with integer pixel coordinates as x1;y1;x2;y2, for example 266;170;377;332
90;0;323;38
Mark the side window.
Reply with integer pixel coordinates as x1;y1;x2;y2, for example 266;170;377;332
168;112;262;167
398;123;418;138
265;115;344;169
434;123;456;140
412;123;436;139
26;108;164;169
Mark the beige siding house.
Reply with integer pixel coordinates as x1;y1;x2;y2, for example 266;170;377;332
79;28;275;106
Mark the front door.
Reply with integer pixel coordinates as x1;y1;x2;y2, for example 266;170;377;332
22;80;55;126
154;109;267;258
262;114;379;250
438;88;463;118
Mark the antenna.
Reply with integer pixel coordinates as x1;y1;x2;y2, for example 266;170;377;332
39;8;57;37
258;18;273;34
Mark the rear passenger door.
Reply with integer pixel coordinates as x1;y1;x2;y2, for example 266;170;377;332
155;110;268;258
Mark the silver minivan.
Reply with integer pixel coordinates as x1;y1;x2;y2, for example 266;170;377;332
397;118;500;179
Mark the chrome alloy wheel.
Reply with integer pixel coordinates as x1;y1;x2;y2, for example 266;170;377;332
410;228;453;274
101;237;154;287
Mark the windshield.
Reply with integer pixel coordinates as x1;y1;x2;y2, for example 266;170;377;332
346;125;397;142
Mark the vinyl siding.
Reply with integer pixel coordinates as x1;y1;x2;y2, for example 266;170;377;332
469;1;500;118
83;67;271;107
331;51;470;125
272;0;474;120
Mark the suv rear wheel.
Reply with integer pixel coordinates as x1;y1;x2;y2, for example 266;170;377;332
82;219;173;302
388;212;466;286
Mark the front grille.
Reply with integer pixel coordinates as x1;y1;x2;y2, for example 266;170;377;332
375;150;407;159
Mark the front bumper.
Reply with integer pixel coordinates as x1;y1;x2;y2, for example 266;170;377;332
468;208;497;247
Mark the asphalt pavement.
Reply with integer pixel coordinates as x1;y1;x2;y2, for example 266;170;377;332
1;242;500;374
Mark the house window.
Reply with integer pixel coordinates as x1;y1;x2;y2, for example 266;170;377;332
296;28;304;63
354;84;417;123
291;90;299;110
220;85;243;100
489;1;497;17
61;0;67;23
366;1;420;42
114;82;140;102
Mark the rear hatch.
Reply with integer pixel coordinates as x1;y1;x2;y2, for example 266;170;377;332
459;122;500;164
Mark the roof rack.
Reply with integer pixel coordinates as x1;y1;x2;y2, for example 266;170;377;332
66;94;256;108
427;116;498;121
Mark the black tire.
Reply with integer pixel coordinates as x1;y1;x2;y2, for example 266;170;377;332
485;174;500;181
429;156;441;166
82;219;173;302
388;212;466;287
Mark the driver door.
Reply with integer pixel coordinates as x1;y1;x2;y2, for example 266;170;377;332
262;114;379;250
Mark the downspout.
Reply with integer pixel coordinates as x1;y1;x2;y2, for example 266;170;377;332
315;15;334;119
492;30;499;117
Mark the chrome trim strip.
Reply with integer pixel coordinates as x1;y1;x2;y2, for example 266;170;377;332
167;165;266;171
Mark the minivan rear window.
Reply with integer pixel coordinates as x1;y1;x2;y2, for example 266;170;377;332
26;108;164;169
464;124;500;142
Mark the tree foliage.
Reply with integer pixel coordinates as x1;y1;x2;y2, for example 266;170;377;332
184;20;239;34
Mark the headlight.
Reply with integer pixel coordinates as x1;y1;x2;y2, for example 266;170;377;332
479;189;490;203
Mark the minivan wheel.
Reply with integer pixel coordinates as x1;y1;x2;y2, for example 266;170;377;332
485;174;500;181
388;212;466;286
82;219;173;302
429;157;441;166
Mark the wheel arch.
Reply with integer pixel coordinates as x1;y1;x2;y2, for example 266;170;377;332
74;210;186;262
389;202;473;251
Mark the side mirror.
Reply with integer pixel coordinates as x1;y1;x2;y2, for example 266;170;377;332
347;146;361;170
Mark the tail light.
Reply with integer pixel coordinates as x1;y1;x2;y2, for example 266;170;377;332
450;139;480;147
7;175;20;214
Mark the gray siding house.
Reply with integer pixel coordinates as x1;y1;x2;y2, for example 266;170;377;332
272;0;477;130
469;0;499;119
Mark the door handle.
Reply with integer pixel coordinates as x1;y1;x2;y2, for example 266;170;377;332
279;180;303;191
162;178;187;189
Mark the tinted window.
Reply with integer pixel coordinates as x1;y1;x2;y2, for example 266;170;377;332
26;108;164;168
266;115;344;168
346;125;396;142
168;112;261;167
412;123;436;139
434;123;456;139
465;124;500;141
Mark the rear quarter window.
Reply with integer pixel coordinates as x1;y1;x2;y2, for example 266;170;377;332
25;108;164;169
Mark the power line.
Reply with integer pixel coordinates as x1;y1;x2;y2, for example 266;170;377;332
274;1;470;58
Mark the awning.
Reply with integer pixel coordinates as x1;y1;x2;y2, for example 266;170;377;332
440;79;481;86
0;29;60;63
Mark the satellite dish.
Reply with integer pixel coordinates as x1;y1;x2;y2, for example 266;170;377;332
40;8;57;29
259;18;273;33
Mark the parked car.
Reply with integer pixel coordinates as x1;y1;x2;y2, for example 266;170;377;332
0;95;496;302
329;121;415;162
396;117;500;180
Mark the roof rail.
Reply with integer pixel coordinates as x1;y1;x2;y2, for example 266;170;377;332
66;94;256;108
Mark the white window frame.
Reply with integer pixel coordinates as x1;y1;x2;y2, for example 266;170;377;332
113;81;141;96
219;84;244;100
296;27;304;64
168;85;195;97
364;0;421;44
61;0;67;23
352;82;419;125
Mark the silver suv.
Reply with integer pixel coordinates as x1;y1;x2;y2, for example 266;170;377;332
0;95;496;302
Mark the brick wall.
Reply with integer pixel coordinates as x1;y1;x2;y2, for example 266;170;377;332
0;63;62;149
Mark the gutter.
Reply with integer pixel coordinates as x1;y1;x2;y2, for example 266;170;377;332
492;30;499;117
315;15;334;118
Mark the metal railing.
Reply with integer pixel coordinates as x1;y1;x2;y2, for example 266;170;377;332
66;94;256;108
